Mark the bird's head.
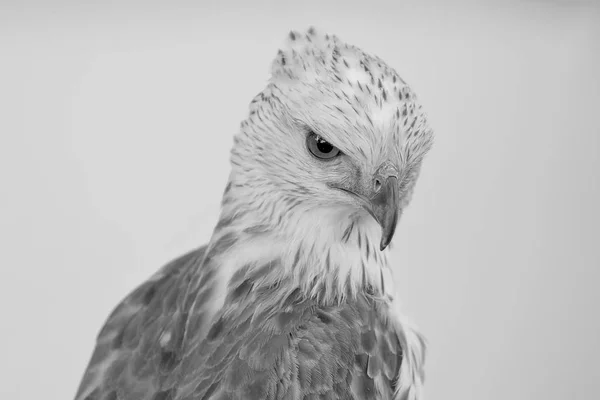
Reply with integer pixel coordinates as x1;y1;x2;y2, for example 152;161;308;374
222;27;433;262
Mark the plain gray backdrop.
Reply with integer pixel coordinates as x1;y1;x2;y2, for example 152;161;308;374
1;1;599;399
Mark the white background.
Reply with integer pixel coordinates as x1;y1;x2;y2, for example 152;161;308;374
1;1;599;399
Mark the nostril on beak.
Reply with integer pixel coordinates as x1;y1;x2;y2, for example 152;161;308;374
374;177;382;193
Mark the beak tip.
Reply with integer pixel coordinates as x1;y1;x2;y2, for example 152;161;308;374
379;237;391;251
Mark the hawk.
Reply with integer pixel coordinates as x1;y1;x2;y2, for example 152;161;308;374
75;27;433;400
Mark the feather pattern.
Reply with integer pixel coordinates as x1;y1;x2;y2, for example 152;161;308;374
74;245;422;400
75;26;431;400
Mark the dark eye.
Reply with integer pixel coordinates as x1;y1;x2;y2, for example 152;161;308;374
307;132;341;160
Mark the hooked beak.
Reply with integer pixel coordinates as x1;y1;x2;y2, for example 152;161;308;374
334;163;400;251
367;175;399;250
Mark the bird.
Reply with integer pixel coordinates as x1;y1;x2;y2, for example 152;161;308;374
74;27;433;400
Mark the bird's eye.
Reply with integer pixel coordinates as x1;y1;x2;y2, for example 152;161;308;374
307;132;341;160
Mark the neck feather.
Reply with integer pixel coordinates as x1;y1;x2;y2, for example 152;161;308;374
203;181;397;311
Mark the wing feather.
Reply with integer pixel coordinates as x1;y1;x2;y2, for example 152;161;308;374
74;246;207;400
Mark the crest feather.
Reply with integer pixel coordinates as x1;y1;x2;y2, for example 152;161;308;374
271;26;339;80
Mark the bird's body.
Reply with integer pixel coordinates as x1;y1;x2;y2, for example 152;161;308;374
75;28;433;400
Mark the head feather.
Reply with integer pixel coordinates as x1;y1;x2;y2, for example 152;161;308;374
216;26;433;303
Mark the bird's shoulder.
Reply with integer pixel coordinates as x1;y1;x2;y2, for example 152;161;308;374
74;245;208;400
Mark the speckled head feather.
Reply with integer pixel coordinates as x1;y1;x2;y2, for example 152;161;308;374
74;27;432;400
219;27;433;302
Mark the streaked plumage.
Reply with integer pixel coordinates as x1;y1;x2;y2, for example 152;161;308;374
75;27;433;400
